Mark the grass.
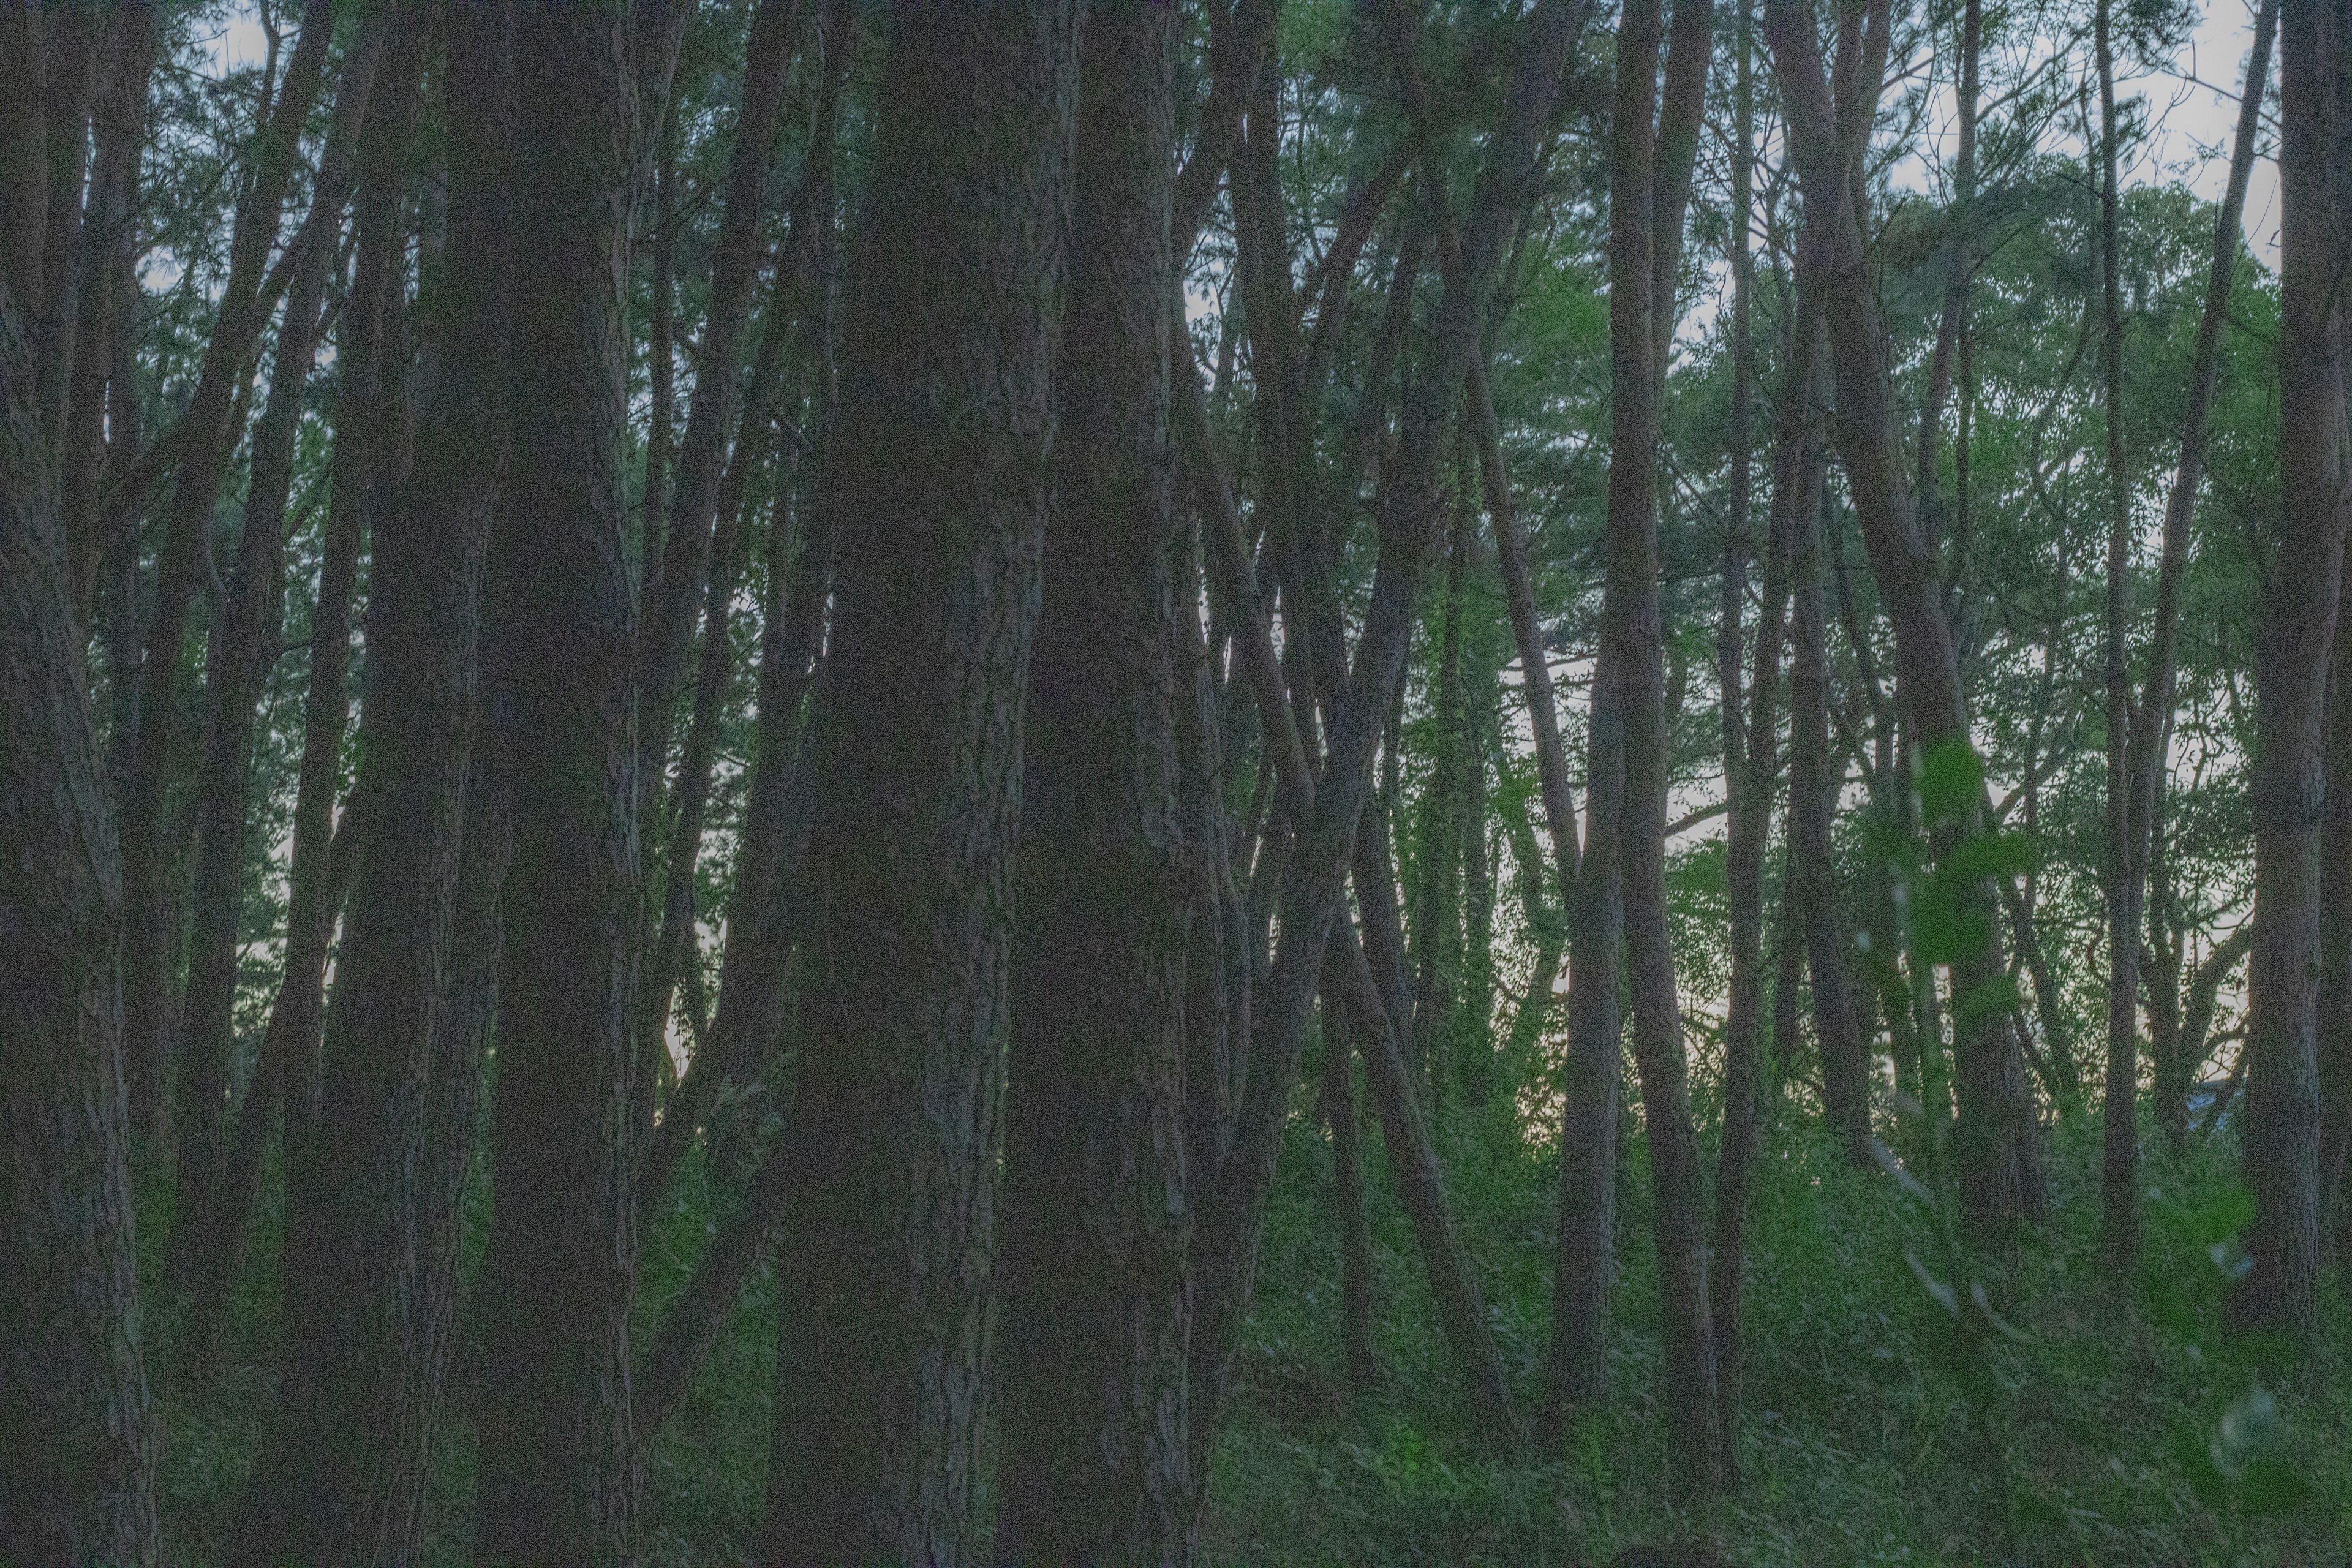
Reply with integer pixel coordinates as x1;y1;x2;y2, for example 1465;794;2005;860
148;1070;2351;1565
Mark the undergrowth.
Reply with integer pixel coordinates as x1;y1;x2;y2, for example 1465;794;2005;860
146;1080;2350;1564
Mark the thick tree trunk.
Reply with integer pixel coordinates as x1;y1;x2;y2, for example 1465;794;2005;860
226;12;515;1559
0;199;160;1568
993;7;1192;1556
170;25;385;1273
642;100;676;611
472;13;643;1561
756;8;1081;1558
117;2;334;1146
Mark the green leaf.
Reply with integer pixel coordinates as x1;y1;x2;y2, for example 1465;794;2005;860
1918;738;1986;826
2173;1422;2229;1509
1955;973;2026;1035
1942;829;2035;883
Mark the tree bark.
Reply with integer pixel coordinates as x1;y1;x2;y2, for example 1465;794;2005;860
2236;0;2348;1343
117;1;334;1147
226;10;515;1558
61;6;157;625
1600;0;1721;1503
992;7;1193;1556
1710;3;1773;1482
0;176;160;1568
2096;0;2144;1268
756;7;1081;1558
1764;0;2044;1243
1321;976;1382;1389
472;12;643;1560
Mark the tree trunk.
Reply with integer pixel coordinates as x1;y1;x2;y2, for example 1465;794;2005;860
2236;0;2348;1343
1187;0;1581;1500
642;98;676;610
1321;977;1382;1389
2095;0;2144;1268
170;23;385;1273
992;7;1192;1556
1764;0;2044;1243
117;1;334;1147
1547;638;1623;1428
61;6;157;625
1711;4;1771;1481
173;8;431;1385
635;0;797;868
756;7;1081;1558
472;13;643;1560
0;178;161;1568
1411;514;1471;1085
226;10;515;1558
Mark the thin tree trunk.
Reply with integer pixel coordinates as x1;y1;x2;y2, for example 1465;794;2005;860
635;0;797;868
472;13;643;1560
1711;2;1773;1482
117;1;334;1147
226;12;516;1558
1411;513;1471;1084
1186;0;1582;1501
61;6;157;625
2096;0;2144;1268
993;8;1192;1555
173;8;432;1385
0;154;161;1567
1602;0;1721;1502
643;97;676;611
1547;637;1623;1429
2236;0;2347;1343
1321;976;1382;1389
1765;0;2044;1243
170;24;385;1273
756;9;1082;1558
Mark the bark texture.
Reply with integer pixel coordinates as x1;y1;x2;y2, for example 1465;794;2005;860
473;8;643;1562
2237;0;2347;1341
993;10;1192;1554
0;206;161;1568
757;6;1081;1558
227;10;514;1559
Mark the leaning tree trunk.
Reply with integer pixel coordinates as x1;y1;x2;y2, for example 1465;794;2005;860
0;189;161;1568
170;22;385;1273
116;1;334;1145
1764;0;2043;1245
225;11;515;1559
992;6;1193;1557
755;7;1082;1559
2236;0;2349;1344
175;10;431;1388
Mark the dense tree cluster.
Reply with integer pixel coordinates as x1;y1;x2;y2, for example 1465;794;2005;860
2;0;2346;1561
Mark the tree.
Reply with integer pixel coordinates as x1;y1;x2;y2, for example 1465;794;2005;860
472;7;646;1561
0;50;160;1555
2237;0;2346;1343
756;5;1082;1556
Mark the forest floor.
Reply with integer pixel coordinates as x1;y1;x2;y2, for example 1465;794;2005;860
151;1063;2351;1566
